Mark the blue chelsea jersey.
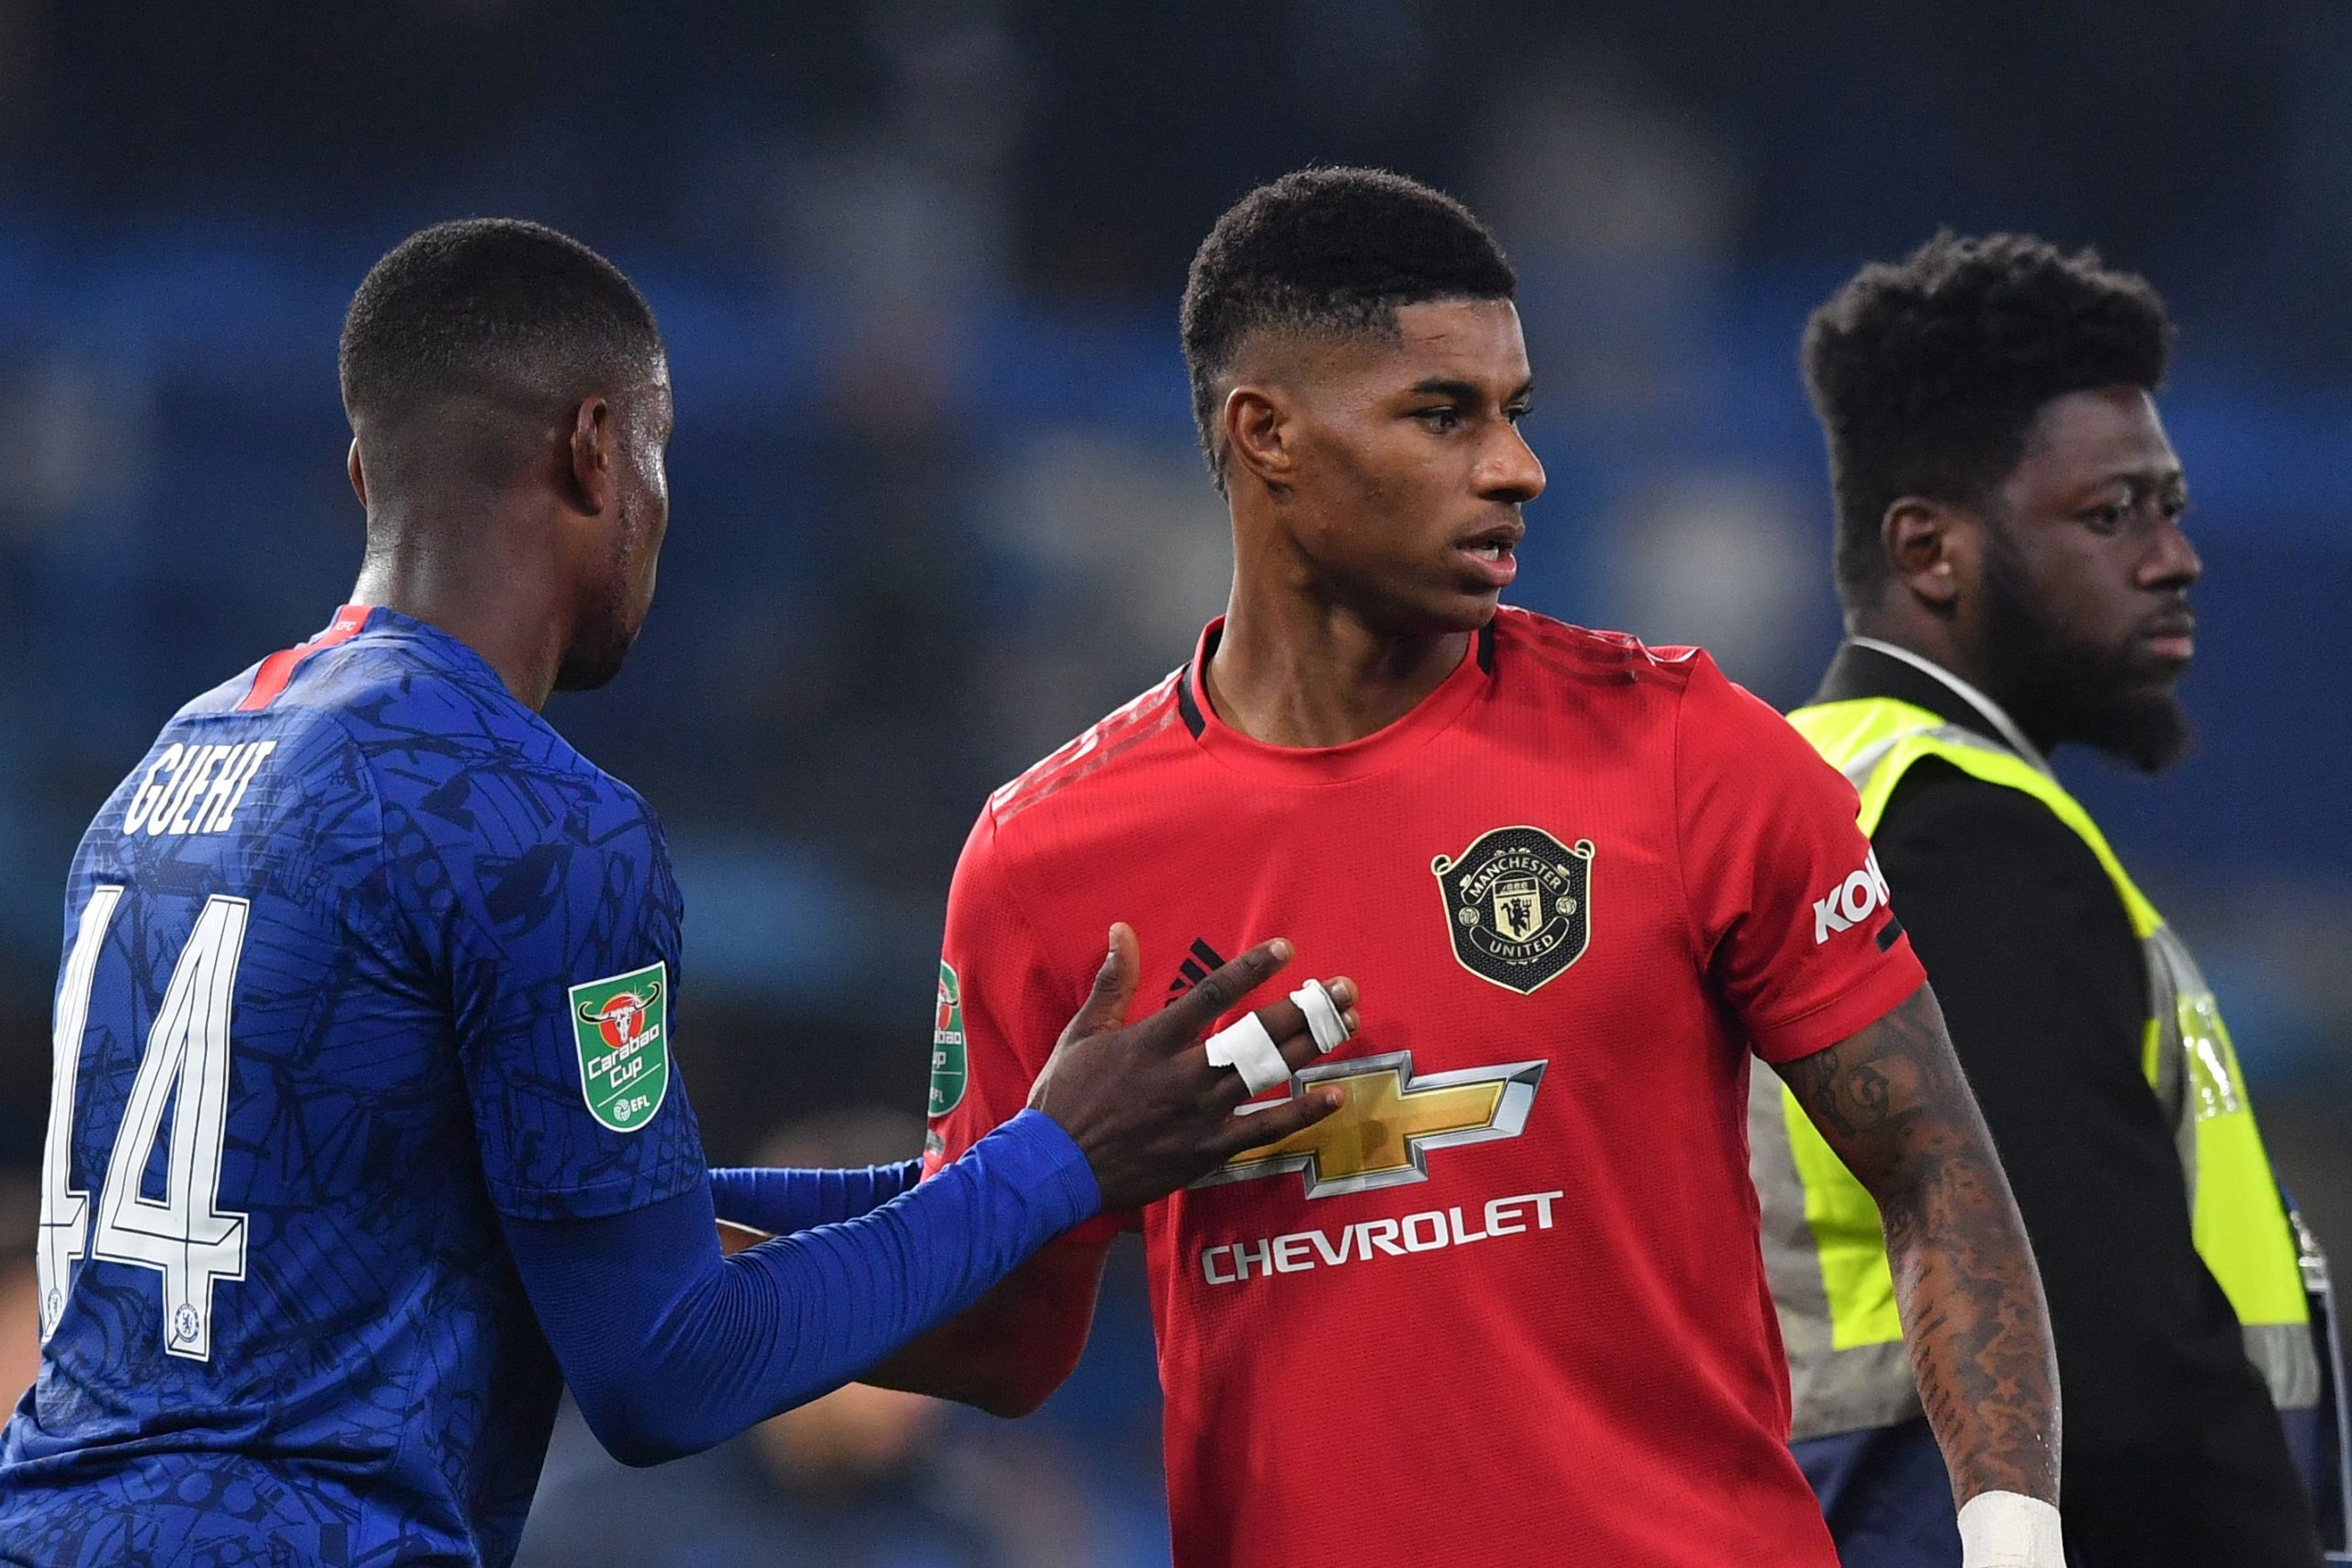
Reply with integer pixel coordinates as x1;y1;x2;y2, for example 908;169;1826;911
0;606;704;1566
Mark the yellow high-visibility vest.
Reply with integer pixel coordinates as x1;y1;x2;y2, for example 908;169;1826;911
1751;694;2317;1442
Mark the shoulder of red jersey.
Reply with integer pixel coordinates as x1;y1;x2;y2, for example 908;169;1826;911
1488;604;1711;690
984;665;1193;832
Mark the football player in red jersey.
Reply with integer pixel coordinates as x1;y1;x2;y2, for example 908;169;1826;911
865;170;2064;1568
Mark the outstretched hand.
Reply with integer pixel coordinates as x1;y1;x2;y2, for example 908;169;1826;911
1029;923;1355;1214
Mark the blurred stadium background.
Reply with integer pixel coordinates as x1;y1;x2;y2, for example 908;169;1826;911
0;4;2347;1562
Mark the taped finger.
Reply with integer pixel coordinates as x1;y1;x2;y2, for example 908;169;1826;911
1289;979;1351;1054
1204;1011;1290;1096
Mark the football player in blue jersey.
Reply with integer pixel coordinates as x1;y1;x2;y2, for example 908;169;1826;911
0;219;1350;1568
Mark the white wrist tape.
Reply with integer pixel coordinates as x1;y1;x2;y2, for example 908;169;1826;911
1956;1491;2064;1568
1289;980;1350;1054
1204;1012;1290;1095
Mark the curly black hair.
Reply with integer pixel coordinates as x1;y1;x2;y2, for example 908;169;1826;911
1803;231;2174;610
1181;167;1515;491
340;218;663;428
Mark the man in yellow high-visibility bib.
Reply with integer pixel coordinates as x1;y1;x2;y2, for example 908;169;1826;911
1757;231;2339;1567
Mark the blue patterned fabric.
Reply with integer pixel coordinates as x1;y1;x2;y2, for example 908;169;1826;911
0;606;703;1566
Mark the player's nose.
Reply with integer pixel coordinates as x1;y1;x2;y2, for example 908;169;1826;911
1479;421;1545;505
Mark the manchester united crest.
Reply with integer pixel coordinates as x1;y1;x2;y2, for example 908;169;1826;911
1430;826;1596;995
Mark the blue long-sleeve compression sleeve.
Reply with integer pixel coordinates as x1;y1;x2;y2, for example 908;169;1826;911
503;1110;1097;1466
707;1159;922;1235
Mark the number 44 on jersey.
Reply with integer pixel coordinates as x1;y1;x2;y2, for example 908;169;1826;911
39;888;251;1361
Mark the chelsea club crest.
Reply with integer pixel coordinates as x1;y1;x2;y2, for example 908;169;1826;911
1430;826;1596;995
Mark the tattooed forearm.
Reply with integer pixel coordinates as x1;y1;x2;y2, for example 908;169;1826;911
1777;983;2060;1506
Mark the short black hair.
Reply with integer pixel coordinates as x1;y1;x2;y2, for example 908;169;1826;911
1181;167;1516;489
1804;230;2174;610
339;218;663;427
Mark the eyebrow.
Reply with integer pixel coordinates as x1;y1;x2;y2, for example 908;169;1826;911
2067;467;2186;506
2101;465;2186;491
1408;376;1537;403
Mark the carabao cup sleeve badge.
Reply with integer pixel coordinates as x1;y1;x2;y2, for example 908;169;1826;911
930;960;968;1116
569;961;671;1133
1431;827;1596;995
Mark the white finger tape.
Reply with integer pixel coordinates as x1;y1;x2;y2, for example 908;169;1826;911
1204;1012;1290;1096
1289;980;1350;1055
1956;1491;2064;1568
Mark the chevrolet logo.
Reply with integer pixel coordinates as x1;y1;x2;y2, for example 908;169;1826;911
1193;1051;1547;1200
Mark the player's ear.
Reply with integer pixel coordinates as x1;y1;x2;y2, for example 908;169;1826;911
566;396;616;516
1222;383;1296;498
1884;497;1964;612
346;438;368;507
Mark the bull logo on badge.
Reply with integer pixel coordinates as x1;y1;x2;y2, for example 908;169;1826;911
581;984;661;1052
1431;826;1595;995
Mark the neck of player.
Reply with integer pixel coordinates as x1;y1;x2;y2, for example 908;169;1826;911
347;502;575;713
1204;585;1470;750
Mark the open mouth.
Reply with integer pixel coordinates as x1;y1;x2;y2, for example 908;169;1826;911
1454;524;1524;586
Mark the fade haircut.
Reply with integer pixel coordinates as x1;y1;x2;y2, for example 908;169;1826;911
1804;231;2174;611
1181;167;1516;491
339;218;663;429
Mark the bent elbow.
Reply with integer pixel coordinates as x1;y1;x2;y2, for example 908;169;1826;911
574;1386;707;1470
603;1428;694;1471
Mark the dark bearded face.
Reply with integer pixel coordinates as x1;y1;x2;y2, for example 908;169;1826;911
1971;520;2191;773
1953;388;2200;774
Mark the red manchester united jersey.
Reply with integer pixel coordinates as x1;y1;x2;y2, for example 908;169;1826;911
923;608;1924;1568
